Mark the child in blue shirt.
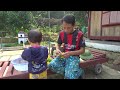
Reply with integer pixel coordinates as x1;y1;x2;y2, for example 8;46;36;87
21;29;48;79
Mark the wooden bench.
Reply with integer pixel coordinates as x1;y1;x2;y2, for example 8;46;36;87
0;60;55;79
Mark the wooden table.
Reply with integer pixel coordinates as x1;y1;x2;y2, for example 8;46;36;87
0;61;29;79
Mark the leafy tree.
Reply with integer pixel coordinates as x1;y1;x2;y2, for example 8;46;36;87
0;11;88;37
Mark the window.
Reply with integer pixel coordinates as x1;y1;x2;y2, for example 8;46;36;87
102;11;120;26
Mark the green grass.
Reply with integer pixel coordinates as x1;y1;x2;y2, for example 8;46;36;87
4;43;23;47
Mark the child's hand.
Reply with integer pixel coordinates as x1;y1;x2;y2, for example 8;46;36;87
56;49;62;56
62;52;71;58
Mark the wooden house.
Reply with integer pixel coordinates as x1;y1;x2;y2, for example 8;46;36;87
88;11;120;41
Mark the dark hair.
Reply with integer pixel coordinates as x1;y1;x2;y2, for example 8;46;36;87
61;15;75;26
28;29;42;43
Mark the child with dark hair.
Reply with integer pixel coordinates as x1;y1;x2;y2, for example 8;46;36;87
21;29;48;79
48;15;85;79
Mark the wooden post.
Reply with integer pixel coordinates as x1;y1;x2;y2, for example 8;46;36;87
48;11;51;54
1;32;3;50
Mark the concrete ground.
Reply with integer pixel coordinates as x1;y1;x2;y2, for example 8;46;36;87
85;39;120;52
85;39;120;46
84;65;120;79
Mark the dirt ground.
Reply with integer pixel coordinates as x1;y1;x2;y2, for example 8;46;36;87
48;65;120;79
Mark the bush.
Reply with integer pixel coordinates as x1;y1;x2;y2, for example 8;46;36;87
41;41;48;46
0;37;17;43
4;43;23;47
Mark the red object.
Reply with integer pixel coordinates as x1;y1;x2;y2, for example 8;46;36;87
0;62;9;78
89;36;120;41
60;30;83;52
75;32;83;50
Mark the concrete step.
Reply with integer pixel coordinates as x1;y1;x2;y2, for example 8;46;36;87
85;39;120;52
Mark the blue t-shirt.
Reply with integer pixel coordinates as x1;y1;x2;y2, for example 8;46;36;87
21;46;48;74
